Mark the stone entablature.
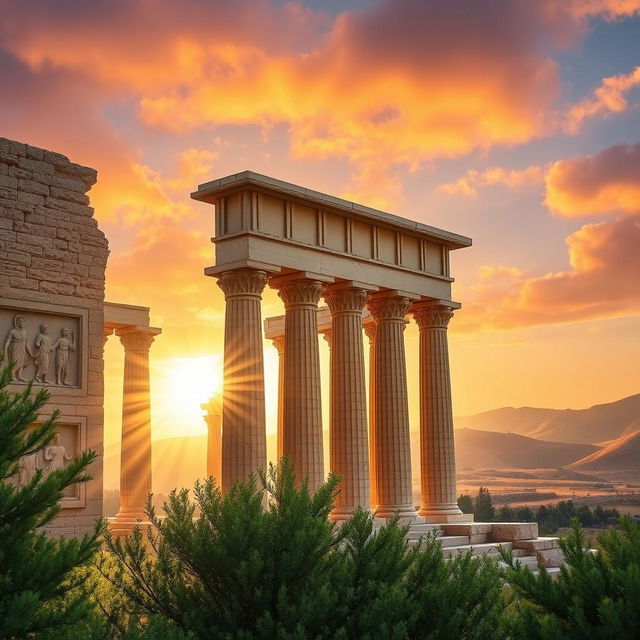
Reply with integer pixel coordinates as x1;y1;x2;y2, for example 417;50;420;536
192;171;471;299
0;136;108;537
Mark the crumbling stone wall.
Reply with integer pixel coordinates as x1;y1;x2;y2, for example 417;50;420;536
0;137;108;536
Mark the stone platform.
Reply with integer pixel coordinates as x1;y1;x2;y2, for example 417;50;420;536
374;519;563;577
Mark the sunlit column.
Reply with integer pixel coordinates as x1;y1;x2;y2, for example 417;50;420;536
324;284;370;519
363;318;377;511
217;269;268;492
271;336;285;460
412;301;462;519
366;292;416;519
114;325;161;529
201;395;222;484
273;274;325;490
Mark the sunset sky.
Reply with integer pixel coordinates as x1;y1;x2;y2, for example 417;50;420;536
2;0;639;488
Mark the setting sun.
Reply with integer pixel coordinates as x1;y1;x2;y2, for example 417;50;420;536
153;355;222;440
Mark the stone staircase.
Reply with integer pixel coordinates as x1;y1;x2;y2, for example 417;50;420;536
376;520;564;577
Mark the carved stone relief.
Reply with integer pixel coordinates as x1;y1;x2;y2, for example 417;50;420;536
15;423;82;501
0;309;81;387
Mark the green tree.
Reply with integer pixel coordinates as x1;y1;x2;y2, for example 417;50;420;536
0;359;102;639
101;460;508;639
501;517;640;639
457;493;474;514
474;487;495;522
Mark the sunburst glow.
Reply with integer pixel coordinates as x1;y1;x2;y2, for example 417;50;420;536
153;355;222;439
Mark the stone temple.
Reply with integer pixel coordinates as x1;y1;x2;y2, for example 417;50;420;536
1;138;563;569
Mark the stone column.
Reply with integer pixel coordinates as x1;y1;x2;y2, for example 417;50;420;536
363;319;377;510
366;293;416;519
113;326;161;529
324;285;370;519
201;395;222;484
412;301;463;520
217;269;268;493
271;336;285;460
274;274;325;490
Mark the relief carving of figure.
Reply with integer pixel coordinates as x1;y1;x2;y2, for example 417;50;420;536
53;328;76;386
44;433;72;472
18;452;38;487
33;324;53;383
3;315;33;381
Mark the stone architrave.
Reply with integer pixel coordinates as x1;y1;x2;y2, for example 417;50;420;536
271;335;285;460
217;269;268;493
113;326;160;528
273;274;326;490
412;301;463;520
363;319;377;510
366;292;416;519
324;284;370;519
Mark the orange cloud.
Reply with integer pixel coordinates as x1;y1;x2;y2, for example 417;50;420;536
545;143;640;217
438;166;544;197
565;66;640;133
0;0;601;206
457;214;640;332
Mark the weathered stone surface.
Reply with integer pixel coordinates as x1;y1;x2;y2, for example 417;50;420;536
491;522;539;542
513;537;559;551
0;136;108;539
536;547;564;568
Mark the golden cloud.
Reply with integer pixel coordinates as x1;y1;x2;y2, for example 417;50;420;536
456;215;640;332
438;166;544;197
545;143;640;216
565;66;640;134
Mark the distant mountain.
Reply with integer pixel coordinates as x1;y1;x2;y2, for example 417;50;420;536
570;429;640;474
455;394;640;445
454;429;598;471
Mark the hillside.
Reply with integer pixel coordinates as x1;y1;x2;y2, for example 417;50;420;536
455;394;640;444
570;429;640;475
454;429;598;471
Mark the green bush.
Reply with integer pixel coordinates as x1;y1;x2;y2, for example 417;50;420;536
99;460;508;639
0;359;102;639
501;516;640;639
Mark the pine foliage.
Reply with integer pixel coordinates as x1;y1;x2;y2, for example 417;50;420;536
0;359;102;639
101;459;508;639
501;516;640;639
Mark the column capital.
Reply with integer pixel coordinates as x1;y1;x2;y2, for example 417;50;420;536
366;292;411;322
271;335;285;355
412;302;455;329
116;326;161;352
324;285;368;316
362;318;376;345
217;268;267;299
319;328;332;349
274;276;325;309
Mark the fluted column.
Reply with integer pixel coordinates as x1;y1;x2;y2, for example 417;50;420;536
217;269;268;492
271;336;285;460
201;395;222;484
274;275;325;490
412;301;462;519
324;285;370;519
114;326;161;527
363;319;377;510
367;293;416;519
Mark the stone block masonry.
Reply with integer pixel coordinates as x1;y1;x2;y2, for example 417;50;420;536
0;137;109;537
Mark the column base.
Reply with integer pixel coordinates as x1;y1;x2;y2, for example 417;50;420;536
374;504;418;521
419;503;474;524
108;516;152;538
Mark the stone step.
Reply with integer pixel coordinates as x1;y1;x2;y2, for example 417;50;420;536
406;535;470;548
498;554;539;569
532;566;561;579
512;537;559;552
442;541;513;559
